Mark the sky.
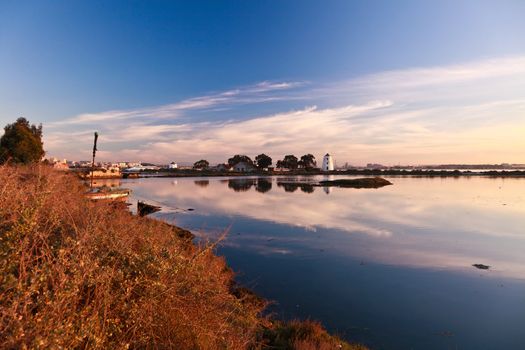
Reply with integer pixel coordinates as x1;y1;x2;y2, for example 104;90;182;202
1;0;525;165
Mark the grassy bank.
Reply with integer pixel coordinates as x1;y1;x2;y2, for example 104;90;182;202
0;165;366;350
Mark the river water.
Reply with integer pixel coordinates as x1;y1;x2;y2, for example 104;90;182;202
120;175;525;349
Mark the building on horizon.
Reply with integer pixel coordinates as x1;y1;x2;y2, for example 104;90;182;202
322;153;334;171
213;163;231;172
232;161;256;172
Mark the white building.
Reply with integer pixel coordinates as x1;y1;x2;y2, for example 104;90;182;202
123;165;159;173
213;163;231;172
168;162;178;169
233;161;255;172
322;153;334;171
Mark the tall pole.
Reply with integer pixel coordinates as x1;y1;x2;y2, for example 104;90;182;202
90;132;99;189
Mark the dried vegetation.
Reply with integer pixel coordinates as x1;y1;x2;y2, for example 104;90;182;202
0;165;367;350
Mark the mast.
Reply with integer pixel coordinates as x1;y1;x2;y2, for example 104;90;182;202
90;132;99;189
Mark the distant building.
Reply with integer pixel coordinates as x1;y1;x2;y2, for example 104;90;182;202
76;167;121;179
213;163;231;172
367;163;387;169
108;164;120;173
48;157;69;171
52;162;69;171
122;165;159;173
168;162;178;169
322;153;334;171
232;161;256;172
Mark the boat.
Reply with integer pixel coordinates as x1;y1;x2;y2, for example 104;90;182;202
85;187;131;201
83;132;132;201
138;201;162;216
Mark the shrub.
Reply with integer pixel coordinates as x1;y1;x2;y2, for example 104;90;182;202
254;320;367;350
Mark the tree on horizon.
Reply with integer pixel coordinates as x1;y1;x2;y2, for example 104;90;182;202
227;154;253;166
255;153;272;169
278;155;299;170
299;154;317;170
193;159;209;170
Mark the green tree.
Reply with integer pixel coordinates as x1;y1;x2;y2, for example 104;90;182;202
279;155;299;170
255;153;272;169
0;117;44;164
193;159;209;170
227;154;253;166
299;154;317;170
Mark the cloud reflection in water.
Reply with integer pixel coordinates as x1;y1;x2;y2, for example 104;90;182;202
126;176;525;279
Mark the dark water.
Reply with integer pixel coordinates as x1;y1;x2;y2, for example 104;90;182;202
120;175;525;349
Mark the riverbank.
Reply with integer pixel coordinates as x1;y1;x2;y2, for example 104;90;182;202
0;164;366;349
126;168;525;179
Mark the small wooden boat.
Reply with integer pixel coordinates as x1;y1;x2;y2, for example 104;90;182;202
138;201;162;216
85;187;131;201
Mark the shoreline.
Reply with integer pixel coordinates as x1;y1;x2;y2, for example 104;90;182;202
127;168;525;179
73;168;525;180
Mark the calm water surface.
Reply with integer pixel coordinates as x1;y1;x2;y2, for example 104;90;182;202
121;175;525;349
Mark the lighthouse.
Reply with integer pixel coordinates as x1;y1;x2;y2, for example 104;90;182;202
322;153;334;171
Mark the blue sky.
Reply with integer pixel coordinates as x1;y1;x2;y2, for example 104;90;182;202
1;0;525;164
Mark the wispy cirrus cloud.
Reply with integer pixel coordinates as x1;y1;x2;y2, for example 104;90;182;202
354;56;525;88
56;80;307;125
45;56;525;164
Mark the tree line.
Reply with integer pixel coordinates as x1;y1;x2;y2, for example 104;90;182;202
193;153;318;170
0;117;321;172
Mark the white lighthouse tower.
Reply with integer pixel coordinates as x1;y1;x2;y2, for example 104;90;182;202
322;153;334;171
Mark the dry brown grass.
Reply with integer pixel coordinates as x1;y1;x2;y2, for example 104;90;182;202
0;165;263;349
0;165;369;350
253;320;367;350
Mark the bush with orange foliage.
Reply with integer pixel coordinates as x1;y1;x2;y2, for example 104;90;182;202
254;320;368;350
0;165;262;349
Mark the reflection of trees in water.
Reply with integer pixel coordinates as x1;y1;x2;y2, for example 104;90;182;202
194;180;209;187
276;182;315;194
228;178;256;192
255;178;272;193
300;184;315;193
277;182;299;192
226;178;313;194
